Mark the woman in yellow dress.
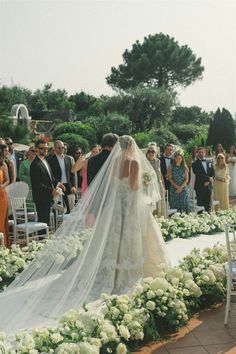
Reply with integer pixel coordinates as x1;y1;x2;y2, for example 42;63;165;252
213;153;229;210
0;144;10;247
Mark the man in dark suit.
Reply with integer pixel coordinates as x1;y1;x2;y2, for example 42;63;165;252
87;133;119;186
30;139;64;232
47;140;77;213
192;147;214;212
159;143;173;193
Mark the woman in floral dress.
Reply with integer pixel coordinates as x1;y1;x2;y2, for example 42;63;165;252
168;152;189;213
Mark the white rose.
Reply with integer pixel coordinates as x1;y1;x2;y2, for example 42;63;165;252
51;333;63;344
146;301;156;311
183;289;190;297
118;325;130;340
116;343;127;354
147;290;155;299
150;277;170;292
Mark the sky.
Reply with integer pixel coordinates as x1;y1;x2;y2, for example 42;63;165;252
0;0;236;115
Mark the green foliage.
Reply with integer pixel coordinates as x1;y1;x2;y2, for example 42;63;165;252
125;86;175;132
106;33;204;90
53;121;96;145
171;106;212;125
184;129;208;153
0;86;31;115
171;123;208;144
0;117;29;143
55;133;89;154
206;108;235;150
85;112;132;142
69;91;97;120
133;128;179;149
86;87;175;133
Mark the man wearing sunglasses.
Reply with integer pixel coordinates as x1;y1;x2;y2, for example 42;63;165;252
30;139;65;234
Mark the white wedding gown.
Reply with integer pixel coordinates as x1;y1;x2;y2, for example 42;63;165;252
87;176;170;301
0;136;170;334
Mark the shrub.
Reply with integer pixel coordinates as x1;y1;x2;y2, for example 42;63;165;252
133;128;179;150
53;121;96;146
56;133;89;154
0;117;29;144
171;123;208;144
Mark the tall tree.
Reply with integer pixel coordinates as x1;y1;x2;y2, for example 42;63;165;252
207;108;235;150
171;106;212;125
106;33;204;90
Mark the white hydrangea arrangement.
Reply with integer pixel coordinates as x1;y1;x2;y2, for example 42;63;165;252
0;243;228;353
158;207;236;241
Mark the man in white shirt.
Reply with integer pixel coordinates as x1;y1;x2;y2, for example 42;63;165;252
192;147;214;212
48;140;77;213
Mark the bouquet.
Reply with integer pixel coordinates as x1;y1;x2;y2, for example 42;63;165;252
142;170;156;187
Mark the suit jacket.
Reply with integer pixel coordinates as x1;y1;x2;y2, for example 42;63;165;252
47;154;76;190
30;155;58;203
192;159;214;190
159;155;171;190
87;150;110;186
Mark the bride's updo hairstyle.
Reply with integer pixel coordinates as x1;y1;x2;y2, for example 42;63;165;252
119;135;135;150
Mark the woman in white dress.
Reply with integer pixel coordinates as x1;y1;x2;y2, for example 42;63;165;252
0;135;170;333
226;145;236;197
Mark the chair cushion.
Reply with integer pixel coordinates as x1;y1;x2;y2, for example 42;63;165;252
16;222;48;233
225;261;236;277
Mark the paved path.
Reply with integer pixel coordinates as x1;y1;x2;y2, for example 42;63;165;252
166;231;226;266
134;200;236;353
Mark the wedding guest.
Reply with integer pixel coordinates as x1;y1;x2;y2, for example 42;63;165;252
205;146;213;162
146;143;166;217
160;143;173;194
30;139;63;233
168;152;189;213
87;133;119;186
29;121;40;142
72;147;84;189
19;147;36;190
47;147;55;158
2;144;16;184
48;140;77;213
214;143;225;162
0;144;10;247
226;145;236;197
187;146;198;188
213;153;229;210
5;138;24;180
72;144;102;194
192;147;214;212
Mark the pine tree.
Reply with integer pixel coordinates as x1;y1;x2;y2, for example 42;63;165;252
207;108;235;150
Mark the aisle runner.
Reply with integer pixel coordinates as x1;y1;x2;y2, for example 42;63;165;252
166;232;226;266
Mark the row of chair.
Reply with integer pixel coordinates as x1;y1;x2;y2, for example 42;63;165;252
166;186;220;217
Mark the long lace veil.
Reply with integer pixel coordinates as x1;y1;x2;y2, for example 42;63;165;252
0;136;167;333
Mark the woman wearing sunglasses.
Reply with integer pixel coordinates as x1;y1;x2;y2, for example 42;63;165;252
146;143;166;217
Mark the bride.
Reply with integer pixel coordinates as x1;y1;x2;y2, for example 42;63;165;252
0;135;170;333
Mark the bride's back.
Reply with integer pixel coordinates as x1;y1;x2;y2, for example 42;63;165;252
119;159;139;190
